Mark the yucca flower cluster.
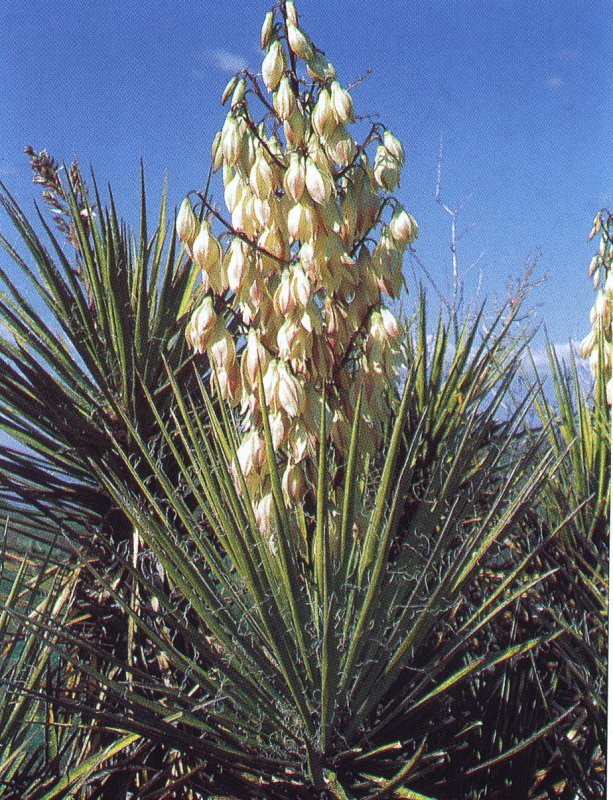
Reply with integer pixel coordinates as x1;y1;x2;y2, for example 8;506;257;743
177;0;417;535
579;210;613;405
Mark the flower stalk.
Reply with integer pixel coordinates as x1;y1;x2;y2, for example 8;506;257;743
177;0;418;536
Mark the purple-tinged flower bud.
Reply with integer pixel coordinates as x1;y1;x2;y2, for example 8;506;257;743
330;81;354;124
306;50;337;82
186;296;217;353
261;10;275;49
221;75;239;105
383;130;405;165
262;40;285;91
287;22;313;61
390;205;418;245
275;76;296;121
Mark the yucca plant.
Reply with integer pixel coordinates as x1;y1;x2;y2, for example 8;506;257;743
0;2;599;797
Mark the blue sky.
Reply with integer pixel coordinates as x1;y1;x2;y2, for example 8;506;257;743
0;0;610;349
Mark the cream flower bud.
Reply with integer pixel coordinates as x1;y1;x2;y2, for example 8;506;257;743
232;192;258;237
287;22;313;61
224;173;245;214
274;270;294;315
221;117;242;164
282;461;307;503
186;296;217;353
277;318;300;359
209;322;237;371
277;363;303;417
273;75;295;121
221;75;239;105
284;106;306;148
176;198;199;247
268;133;285;162
255;493;274;537
258;226;289;261
261;10;275;49
288;418;310;461
594;291;609;322
241;329;269;388
211;131;223;172
288;201;316;242
383;130;405;165
237;430;266;476
284;153;306;202
299;241;316;275
305;157;330;205
249;153;274;200
330;81;354;124
369;308;400;345
226;239;250;293
192;222;223;276
306;50;337;82
269;410;287;450
326;127;355;167
222;162;235;188
231;77;247;108
292;265;311;307
604;271;613;301
390;205;418;244
374;147;401;192
356;245;380;306
379;307;402;339
263;359;281;406
262;40;285;91
312;88;335;137
253;197;273;228
237;129;256;176
285;1;298;25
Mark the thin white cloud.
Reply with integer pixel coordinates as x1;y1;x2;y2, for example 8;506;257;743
546;76;564;90
557;48;579;62
208;49;248;74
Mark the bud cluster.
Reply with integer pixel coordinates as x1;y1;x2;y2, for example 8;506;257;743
579;210;613;405
177;1;418;536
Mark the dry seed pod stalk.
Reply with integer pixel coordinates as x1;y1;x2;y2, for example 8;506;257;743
177;1;419;535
